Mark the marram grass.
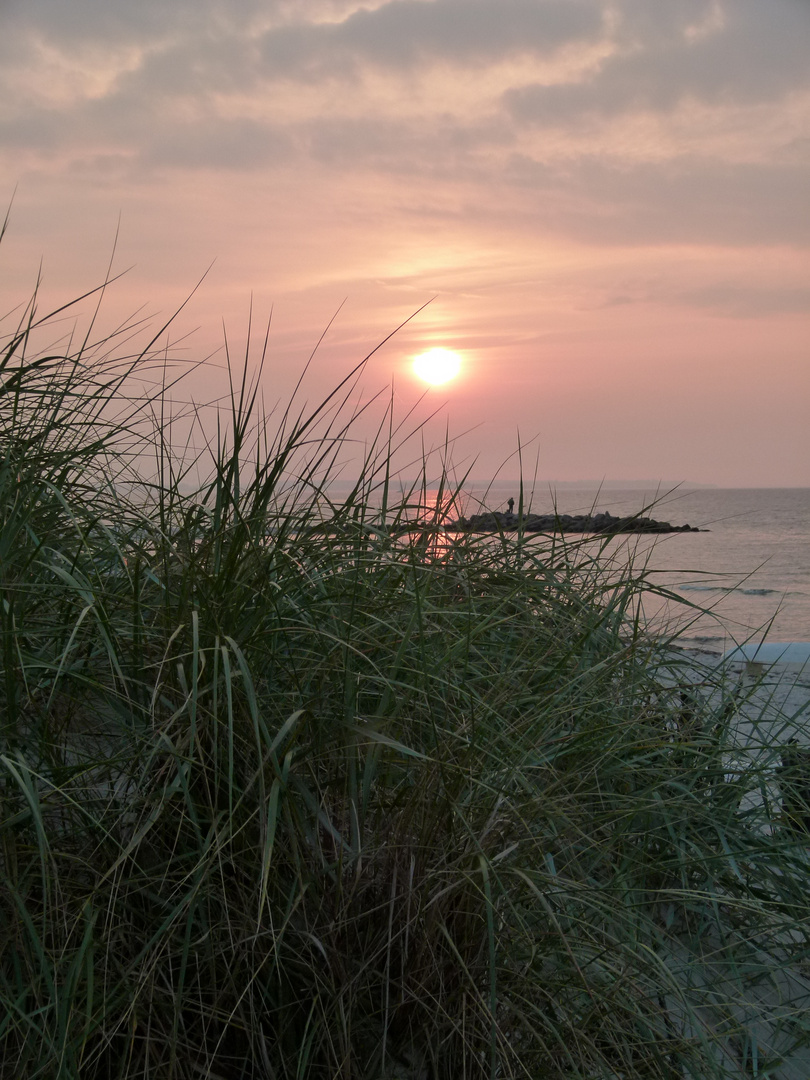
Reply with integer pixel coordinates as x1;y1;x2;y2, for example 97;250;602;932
1;277;810;1079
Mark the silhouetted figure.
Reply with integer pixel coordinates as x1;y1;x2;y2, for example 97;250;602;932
779;740;810;833
507;498;515;515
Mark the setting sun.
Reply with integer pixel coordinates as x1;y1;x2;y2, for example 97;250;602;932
412;348;462;386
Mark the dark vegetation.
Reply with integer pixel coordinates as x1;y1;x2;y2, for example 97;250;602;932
1;262;809;1078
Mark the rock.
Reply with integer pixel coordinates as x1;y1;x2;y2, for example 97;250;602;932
447;511;705;534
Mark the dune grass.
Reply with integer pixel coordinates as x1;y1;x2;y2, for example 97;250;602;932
1;275;810;1079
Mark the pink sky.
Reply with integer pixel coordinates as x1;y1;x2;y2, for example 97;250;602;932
1;0;808;486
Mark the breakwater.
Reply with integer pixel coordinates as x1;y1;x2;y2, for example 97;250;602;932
448;510;704;534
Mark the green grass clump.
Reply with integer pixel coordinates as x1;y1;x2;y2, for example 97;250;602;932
1;273;809;1079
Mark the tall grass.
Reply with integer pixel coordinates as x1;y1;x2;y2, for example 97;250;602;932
1;273;810;1079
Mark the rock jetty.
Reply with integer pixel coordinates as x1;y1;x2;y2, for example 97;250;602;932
447;510;704;534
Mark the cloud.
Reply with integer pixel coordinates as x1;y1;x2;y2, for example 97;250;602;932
143;118;294;170
257;0;602;77
1;0;808;255
0;0;273;51
5;0;807;175
500;153;810;246
1;0;601;84
505;0;810;123
675;283;810;317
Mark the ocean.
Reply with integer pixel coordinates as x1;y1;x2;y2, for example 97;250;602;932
444;485;810;651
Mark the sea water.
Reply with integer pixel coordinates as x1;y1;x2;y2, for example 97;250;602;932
439;485;810;651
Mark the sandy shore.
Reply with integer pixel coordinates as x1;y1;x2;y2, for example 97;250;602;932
654;646;810;1078
667;645;810;747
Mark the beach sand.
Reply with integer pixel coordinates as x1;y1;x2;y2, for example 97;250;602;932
671;645;810;748
655;646;810;1078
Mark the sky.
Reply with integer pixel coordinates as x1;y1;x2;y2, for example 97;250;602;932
1;0;808;487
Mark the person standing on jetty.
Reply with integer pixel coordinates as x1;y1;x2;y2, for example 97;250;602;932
507;497;515;515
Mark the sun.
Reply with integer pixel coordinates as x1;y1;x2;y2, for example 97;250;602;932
412;348;462;386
